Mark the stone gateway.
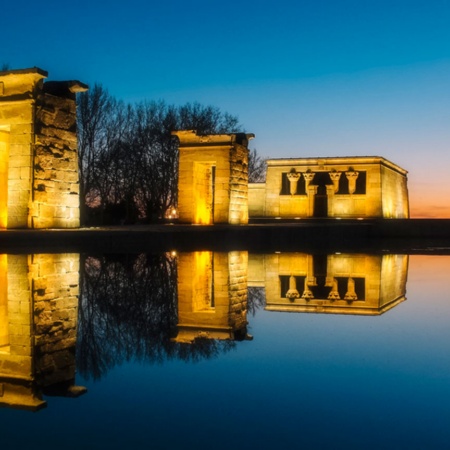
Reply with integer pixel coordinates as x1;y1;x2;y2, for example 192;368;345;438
0;68;87;229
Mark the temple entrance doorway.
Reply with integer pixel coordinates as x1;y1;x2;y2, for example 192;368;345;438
193;162;215;224
313;172;330;217
0;128;9;228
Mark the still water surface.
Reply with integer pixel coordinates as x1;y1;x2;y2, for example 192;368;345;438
1;252;450;449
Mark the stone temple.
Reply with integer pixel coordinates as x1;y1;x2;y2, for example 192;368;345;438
174;131;409;223
0;67;87;229
0;67;409;228
249;156;409;219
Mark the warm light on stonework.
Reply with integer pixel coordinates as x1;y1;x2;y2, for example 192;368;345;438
0;129;9;228
0;254;8;351
254;253;408;315
250;157;408;219
0;68;86;229
0;253;84;410
175;251;249;342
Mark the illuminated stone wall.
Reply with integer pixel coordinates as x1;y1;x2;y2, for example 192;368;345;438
174;251;248;342
249;156;409;218
248;182;265;217
30;254;80;388
0;253;83;410
381;164;410;218
248;253;408;315
173;131;253;224
0;68;87;229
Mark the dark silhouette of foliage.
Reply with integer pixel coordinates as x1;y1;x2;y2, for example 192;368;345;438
248;148;267;183
77;87;266;225
77;253;237;380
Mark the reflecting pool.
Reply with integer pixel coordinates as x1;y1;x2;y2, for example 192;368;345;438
1;251;450;449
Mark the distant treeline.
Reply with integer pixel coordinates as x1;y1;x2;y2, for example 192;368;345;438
77;85;266;225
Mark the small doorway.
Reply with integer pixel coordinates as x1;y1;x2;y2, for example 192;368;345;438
313;172;330;218
193;162;215;224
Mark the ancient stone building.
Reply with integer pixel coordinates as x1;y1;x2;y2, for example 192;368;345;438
0;67;87;229
173;251;249;342
173;131;254;224
249;156;409;219
248;253;408;315
0;253;85;410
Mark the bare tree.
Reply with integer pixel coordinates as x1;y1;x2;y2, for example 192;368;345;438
76;88;273;225
248;148;267;183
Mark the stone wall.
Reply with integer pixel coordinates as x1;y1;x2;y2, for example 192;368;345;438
175;251;248;342
0;68;87;229
32;84;81;228
174;131;253;224
248;183;265;217
0;254;41;410
0;253;83;410
251;156;408;219
0;69;45;228
227;251;248;333
249;253;407;315
381;164;410;218
30;254;80;388
229;143;249;224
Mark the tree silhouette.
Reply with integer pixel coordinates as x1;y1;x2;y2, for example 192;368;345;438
77;87;266;224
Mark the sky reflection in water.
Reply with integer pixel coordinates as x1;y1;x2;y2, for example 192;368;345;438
1;253;450;450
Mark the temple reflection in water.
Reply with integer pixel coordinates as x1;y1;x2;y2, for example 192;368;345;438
174;251;250;342
0;254;85;411
248;253;408;315
173;251;408;344
0;250;408;410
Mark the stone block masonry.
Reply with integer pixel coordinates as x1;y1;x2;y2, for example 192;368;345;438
0;68;87;229
173;131;254;225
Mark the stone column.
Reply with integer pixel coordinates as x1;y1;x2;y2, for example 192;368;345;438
287;171;301;195
345;170;359;194
307;185;317;217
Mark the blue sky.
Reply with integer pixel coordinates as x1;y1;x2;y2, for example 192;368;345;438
3;0;450;216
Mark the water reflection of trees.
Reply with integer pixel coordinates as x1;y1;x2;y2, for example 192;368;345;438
247;287;266;316
78;253;236;380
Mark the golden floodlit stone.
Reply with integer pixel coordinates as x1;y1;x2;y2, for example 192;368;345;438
0;68;87;229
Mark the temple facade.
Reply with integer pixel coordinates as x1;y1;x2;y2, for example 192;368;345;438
173;130;254;224
0;67;87;229
174;131;409;223
249;156;409;219
174;251;249;342
248;252;408;315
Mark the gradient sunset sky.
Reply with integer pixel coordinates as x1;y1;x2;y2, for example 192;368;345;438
3;0;450;217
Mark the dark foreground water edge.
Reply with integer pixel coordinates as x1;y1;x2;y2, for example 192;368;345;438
2;219;450;254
